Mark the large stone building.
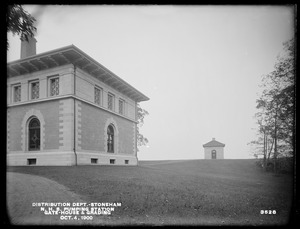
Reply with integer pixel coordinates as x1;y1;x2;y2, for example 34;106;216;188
203;138;225;159
7;37;149;166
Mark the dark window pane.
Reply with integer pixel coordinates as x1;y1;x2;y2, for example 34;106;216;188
212;150;216;159
29;118;40;151
94;87;101;105
31;82;39;99
107;125;114;153
91;158;98;164
50;78;59;96
108;94;114;110
119;100;124;115
27;158;36;165
110;159;115;164
14;86;21;102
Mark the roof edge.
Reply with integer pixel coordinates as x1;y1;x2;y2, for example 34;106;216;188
7;44;149;102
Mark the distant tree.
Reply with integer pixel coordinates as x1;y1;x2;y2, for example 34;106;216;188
249;115;274;171
7;4;36;50
252;38;295;173
136;103;149;151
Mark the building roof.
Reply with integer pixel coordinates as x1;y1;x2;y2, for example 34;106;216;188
7;44;149;102
203;138;225;147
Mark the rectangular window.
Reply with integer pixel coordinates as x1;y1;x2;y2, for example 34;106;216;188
91;158;98;164
119;99;124;115
31;81;39;100
125;160;129;165
107;93;114;111
27;158;37;165
13;85;21;102
110;159;115;164
94;87;102;105
50;77;59;96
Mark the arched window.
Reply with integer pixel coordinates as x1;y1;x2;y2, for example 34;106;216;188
107;125;114;153
211;150;216;159
28;118;40;151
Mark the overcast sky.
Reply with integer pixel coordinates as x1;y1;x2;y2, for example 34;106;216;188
7;5;294;160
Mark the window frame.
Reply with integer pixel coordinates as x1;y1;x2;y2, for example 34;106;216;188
28;118;41;151
107;93;115;111
119;98;125;115
94;86;103;106
110;159;115;164
29;80;40;100
12;83;21;103
211;150;217;159
48;75;60;97
91;158;98;164
107;125;114;153
27;158;37;165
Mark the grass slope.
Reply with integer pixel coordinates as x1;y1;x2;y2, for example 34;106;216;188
7;159;293;226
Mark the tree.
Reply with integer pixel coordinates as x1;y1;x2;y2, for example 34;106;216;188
7;4;36;50
249;105;275;171
136;103;149;151
252;38;295;173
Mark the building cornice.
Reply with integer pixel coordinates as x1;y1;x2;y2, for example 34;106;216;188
7;45;149;102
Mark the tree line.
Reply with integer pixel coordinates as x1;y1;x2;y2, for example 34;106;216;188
250;38;295;173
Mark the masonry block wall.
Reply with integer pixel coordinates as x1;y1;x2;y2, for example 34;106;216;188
80;102;135;154
75;68;136;120
7;100;60;152
7;45;148;166
7;65;74;104
77;101;137;165
204;147;224;159
7;64;77;166
6;100;69;165
59;98;74;151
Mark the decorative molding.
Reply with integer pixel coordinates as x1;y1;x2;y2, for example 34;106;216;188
58;99;74;150
21;108;45;152
104;118;119;154
76;101;82;150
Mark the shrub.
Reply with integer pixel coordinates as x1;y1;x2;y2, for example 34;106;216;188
255;157;293;174
276;157;293;174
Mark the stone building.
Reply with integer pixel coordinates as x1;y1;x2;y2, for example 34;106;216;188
7;37;149;166
203;138;225;159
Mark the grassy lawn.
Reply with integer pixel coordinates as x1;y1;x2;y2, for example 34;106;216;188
7;159;293;226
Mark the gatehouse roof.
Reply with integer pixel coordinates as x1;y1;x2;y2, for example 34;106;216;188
203;138;225;147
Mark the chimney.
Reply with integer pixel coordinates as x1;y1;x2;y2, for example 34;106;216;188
212;138;215;141
21;36;37;59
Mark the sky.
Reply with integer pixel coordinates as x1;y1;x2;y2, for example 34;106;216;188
7;5;294;160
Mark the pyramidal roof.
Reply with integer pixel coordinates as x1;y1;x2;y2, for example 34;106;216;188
203;138;225;147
